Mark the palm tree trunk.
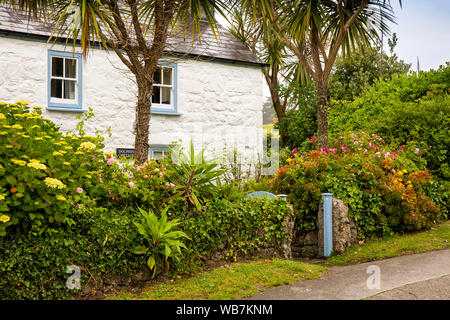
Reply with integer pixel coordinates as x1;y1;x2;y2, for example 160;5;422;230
316;81;329;149
134;81;153;163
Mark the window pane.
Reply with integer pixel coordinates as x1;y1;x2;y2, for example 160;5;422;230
51;79;63;98
153;67;161;84
163;68;172;85
152;151;164;160
65;58;77;79
161;87;171;105
52;57;64;77
152;86;161;104
64;80;76;100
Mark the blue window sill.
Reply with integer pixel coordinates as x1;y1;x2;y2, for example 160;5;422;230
47;106;87;113
151;109;182;116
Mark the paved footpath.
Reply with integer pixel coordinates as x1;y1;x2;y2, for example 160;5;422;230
247;249;450;300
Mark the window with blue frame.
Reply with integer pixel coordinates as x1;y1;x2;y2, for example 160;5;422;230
150;146;170;160
151;62;179;115
48;50;83;111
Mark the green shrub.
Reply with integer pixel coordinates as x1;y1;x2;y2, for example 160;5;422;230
330;64;450;180
270;132;445;239
132;207;189;277
0;206;144;299
0;101;109;236
177;196;291;272
275;82;317;150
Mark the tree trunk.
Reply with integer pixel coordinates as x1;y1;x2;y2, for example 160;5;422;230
266;74;286;148
271;97;286;147
316;81;329;149
134;81;153;164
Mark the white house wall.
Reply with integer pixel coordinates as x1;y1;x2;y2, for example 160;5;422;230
0;36;264;163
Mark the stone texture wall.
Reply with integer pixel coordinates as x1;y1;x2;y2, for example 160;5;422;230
291;198;358;258
0;36;264;161
318;198;358;256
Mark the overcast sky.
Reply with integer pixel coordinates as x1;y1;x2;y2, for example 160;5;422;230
388;0;450;71
217;1;450;71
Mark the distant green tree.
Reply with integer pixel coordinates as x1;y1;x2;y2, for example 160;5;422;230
329;34;411;101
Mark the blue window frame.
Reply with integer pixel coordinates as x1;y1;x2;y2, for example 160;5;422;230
150;146;170;159
151;62;180;115
47;50;84;112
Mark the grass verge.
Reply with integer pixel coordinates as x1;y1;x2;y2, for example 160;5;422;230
109;259;327;300
327;221;450;265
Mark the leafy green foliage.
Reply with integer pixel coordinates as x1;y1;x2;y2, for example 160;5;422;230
329;39;411;101
270;132;445;239
177;196;291;272
169;141;226;213
330;64;450;181
275;83;317;150
133;207;189;278
0;102;292;299
0;102;108;236
0;206;144;299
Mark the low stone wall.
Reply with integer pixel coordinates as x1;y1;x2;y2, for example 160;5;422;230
292;231;319;258
291;198;358;258
318;198;358;255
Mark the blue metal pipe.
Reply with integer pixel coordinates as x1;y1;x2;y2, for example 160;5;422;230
322;193;333;257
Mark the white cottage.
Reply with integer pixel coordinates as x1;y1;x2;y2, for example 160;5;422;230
0;7;266;162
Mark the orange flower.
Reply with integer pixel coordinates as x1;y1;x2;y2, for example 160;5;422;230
10;187;17;193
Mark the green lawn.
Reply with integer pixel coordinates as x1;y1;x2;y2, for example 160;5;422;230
327;221;450;265
108;259;327;300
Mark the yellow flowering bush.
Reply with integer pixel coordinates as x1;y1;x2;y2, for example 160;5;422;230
0;101;108;236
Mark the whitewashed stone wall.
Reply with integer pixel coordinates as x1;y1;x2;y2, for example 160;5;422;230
0;36;264;163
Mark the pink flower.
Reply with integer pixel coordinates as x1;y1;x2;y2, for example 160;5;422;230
375;152;381;157
392;152;398;157
165;182;176;189
414;148;420;154
399;146;404;151
107;157;115;166
128;181;136;188
310;136;317;144
384;152;391;158
76;187;83;194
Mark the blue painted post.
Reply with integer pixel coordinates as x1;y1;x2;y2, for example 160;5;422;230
322;193;333;257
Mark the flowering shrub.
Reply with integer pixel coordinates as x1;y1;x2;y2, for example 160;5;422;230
271;131;445;238
0;101;111;235
94;154;178;212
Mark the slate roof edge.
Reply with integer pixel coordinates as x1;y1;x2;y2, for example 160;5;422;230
0;27;268;69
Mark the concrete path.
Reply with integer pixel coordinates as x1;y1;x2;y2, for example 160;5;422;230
247;249;450;300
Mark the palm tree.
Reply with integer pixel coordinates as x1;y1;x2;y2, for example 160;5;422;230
1;0;227;163
240;0;399;149
228;6;289;146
